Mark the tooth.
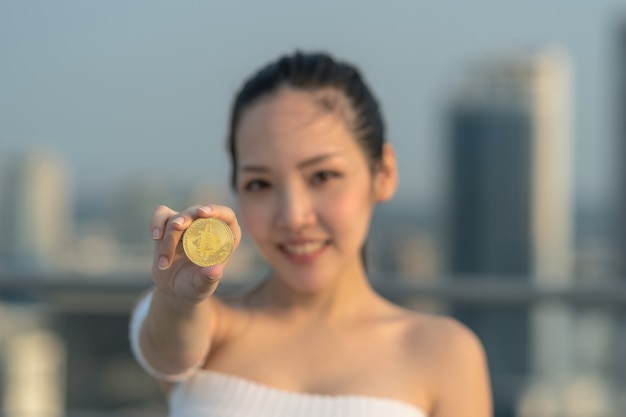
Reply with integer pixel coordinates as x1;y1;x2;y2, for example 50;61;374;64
285;242;323;255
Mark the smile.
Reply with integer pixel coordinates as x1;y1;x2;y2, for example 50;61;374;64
282;241;326;255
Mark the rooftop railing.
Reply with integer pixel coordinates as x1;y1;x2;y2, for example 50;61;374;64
0;272;624;417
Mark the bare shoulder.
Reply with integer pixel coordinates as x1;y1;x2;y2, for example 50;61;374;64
407;313;485;360
402;312;492;416
372;300;484;359
402;311;488;381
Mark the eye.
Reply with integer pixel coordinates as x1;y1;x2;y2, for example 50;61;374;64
242;179;271;192
311;170;340;185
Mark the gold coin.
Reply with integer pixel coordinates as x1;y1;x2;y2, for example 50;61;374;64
182;218;234;267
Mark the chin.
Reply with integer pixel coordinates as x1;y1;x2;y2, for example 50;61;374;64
273;267;335;294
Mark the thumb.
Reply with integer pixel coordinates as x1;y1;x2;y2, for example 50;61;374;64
202;264;225;280
190;264;225;297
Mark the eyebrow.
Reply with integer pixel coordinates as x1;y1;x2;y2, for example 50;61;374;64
240;152;341;172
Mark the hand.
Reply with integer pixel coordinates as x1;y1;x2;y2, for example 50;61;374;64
149;205;242;308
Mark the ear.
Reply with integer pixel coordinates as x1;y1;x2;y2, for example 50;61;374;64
373;143;398;203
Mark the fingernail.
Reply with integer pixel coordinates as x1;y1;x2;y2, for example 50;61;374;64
158;256;169;270
198;206;211;215
152;228;160;240
171;217;184;227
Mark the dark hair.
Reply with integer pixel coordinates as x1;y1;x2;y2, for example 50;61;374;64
227;50;386;190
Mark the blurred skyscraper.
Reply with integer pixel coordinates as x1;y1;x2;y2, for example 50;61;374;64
0;149;74;271
446;49;574;416
617;20;626;278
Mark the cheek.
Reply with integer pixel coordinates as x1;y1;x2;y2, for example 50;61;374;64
238;198;271;241
324;183;374;238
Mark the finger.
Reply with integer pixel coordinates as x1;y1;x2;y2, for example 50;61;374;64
150;205;178;241
156;214;190;270
164;205;232;234
196;205;243;248
197;204;236;224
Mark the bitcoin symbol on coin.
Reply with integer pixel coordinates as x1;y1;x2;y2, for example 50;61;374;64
182;218;234;267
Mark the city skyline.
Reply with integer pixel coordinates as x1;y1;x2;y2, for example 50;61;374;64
1;1;625;213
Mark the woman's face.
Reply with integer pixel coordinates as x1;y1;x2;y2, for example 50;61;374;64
234;87;390;293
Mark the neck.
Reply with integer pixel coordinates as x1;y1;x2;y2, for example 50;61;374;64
256;258;379;324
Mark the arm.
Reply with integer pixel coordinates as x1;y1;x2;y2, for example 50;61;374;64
132;204;241;379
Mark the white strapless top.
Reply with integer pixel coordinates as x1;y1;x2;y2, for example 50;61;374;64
130;292;428;417
169;370;427;417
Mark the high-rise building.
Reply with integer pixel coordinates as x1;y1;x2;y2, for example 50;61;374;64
446;49;573;416
617;21;626;278
0;149;74;271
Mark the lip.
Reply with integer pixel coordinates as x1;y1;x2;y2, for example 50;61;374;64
278;239;329;263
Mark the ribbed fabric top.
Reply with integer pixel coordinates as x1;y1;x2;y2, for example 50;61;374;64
169;370;428;417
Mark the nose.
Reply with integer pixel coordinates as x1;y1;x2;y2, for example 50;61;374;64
275;182;316;231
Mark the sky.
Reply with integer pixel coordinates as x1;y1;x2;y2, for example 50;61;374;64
1;1;625;212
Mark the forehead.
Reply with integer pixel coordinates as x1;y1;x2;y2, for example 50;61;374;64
235;87;361;167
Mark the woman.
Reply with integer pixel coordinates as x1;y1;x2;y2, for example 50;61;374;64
130;51;492;416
